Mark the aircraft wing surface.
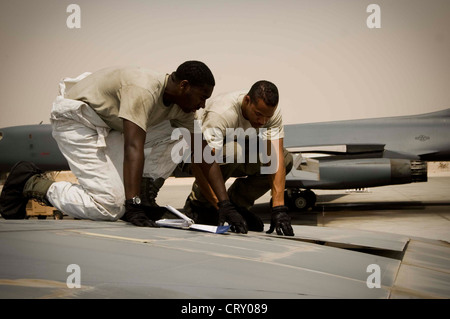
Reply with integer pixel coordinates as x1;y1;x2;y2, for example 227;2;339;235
1;219;449;299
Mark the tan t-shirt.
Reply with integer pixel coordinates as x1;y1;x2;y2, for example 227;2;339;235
65;66;195;133
197;91;284;150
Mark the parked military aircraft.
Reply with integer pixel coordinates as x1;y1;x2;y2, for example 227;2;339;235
283;108;449;210
0;108;449;211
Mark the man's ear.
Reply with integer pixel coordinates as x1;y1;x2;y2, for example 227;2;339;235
179;80;190;92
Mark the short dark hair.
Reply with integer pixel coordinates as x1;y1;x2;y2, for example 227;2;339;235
248;80;279;107
174;61;215;87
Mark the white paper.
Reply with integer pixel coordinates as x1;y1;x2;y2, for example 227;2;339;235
164;205;194;225
155;219;191;229
156;205;230;234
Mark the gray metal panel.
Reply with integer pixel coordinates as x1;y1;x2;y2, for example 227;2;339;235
0;220;393;298
0;219;126;231
80;227;401;287
392;264;450;298
268;225;410;251
391;239;450;298
401;240;450;274
2;220;448;299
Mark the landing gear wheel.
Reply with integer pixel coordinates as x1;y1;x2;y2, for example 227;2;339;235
53;210;63;220
285;189;317;212
271;189;317;212
293;194;308;211
303;189;317;208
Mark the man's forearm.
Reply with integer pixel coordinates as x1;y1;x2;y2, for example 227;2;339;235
197;161;229;203
269;139;286;207
191;163;219;208
123;146;144;200
270;168;286;207
123;119;146;201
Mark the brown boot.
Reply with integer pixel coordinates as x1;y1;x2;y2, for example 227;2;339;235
0;161;54;219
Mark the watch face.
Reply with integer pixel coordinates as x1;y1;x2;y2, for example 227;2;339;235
133;196;141;205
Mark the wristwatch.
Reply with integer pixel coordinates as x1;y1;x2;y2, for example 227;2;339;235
132;196;141;205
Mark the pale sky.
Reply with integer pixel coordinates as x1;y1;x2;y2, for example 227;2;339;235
0;0;449;128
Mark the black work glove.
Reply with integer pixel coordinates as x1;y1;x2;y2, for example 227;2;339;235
142;205;168;222
266;205;294;236
121;200;159;227
217;200;248;234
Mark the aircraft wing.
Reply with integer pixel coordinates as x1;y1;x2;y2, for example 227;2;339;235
1;219;449;299
287;144;386;156
284;108;450;162
287;143;442;162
